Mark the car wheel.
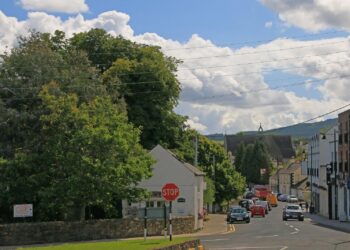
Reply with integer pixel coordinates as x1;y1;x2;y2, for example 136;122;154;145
299;217;304;221
262;214;265;218
251;214;254;217
246;219;250;223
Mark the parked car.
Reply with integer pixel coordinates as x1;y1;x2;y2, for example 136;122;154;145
250;204;265;217
255;200;270;214
239;199;254;211
278;194;288;202
283;204;304;221
287;195;298;203
227;206;250;223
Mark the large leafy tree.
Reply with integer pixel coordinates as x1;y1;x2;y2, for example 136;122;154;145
0;85;154;221
0;31;106;159
70;29;186;149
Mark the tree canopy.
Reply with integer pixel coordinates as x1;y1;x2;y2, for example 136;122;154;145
236;140;273;185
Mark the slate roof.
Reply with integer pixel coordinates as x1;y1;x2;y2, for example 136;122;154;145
224;134;295;160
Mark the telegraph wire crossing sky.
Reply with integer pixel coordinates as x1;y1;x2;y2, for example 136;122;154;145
1;0;350;134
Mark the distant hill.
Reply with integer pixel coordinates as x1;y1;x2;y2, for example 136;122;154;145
206;118;337;141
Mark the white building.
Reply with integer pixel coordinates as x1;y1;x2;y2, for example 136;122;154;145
122;145;205;230
303;126;338;219
306;133;321;214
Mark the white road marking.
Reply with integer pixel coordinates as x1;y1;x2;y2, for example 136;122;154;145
202;238;230;242
280;247;289;250
290;231;299;234
289;225;294;228
295;228;299;231
256;235;279;238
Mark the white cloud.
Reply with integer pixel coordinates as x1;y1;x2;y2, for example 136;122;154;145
265;21;273;28
261;0;350;32
1;9;350;134
185;117;208;133
0;10;134;52
20;0;88;14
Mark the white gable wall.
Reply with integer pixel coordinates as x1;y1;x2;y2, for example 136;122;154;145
138;145;197;217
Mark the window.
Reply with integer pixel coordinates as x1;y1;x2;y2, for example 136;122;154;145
157;201;165;207
146;201;155;207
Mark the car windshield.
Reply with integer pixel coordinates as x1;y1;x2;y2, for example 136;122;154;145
287;206;300;210
231;208;245;213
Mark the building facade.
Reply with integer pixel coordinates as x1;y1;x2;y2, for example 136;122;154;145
122;145;205;230
338;110;350;221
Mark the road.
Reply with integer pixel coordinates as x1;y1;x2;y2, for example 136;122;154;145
200;204;350;250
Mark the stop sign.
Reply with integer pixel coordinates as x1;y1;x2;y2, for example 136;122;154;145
162;183;180;201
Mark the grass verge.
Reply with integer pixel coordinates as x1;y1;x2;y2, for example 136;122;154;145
18;237;193;250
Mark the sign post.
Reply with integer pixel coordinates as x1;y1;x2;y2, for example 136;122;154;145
162;183;180;241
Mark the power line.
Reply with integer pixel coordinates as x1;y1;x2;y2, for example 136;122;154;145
179;39;349;61
2;57;350;90
178;49;349;71
182;74;350;102
159;31;346;51
2;73;350;102
301;103;350;124
2;48;349;77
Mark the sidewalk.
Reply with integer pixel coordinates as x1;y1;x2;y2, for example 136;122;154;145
190;213;230;236
304;212;350;233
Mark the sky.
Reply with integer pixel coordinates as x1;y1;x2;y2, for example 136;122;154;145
1;0;350;134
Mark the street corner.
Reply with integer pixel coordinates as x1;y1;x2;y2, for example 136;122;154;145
223;223;236;234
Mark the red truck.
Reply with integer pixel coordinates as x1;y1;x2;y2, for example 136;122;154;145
253;185;270;200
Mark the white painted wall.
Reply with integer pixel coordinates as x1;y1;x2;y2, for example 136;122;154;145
122;145;205;230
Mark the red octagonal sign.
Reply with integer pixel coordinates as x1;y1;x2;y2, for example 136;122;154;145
162;183;180;201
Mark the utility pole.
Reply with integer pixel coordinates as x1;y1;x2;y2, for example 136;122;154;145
334;129;338;220
310;145;313;213
194;136;198;167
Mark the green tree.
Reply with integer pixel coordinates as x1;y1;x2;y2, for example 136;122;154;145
0;31;105;159
203;177;215;205
39;85;154;220
237;140;273;185
0;84;154;221
70;29;186;149
173;129;245;204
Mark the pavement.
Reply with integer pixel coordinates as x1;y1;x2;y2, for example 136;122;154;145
304;212;350;233
189;214;232;236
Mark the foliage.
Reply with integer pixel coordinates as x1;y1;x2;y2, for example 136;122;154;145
236;140;273;185
173;129;245;203
0;85;154;221
0;30;106;159
70;29;186;149
203;177;215;205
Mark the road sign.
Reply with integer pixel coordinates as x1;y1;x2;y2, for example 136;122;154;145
162;183;179;201
14;204;33;218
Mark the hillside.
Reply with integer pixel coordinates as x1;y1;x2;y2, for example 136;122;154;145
206;118;337;141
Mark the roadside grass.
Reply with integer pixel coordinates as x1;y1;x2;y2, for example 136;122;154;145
18;237;193;250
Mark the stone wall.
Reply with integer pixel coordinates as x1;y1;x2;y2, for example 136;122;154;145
0;216;194;246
